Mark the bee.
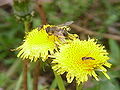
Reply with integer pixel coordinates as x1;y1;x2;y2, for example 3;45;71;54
37;21;74;42
46;21;73;34
59;21;74;27
45;21;74;41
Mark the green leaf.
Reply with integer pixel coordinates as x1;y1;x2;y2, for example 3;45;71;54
100;80;120;90
15;73;23;90
85;79;120;90
54;71;65;90
49;78;57;90
109;39;120;65
27;72;33;90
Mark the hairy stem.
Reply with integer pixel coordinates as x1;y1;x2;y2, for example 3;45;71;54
23;20;31;90
33;61;40;90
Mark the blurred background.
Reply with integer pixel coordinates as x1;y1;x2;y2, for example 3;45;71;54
0;0;120;90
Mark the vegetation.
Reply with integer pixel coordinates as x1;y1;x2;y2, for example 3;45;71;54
0;0;120;90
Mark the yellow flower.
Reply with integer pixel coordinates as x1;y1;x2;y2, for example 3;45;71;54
52;38;111;85
16;25;60;62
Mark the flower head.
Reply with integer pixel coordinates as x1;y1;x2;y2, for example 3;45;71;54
52;38;111;84
16;25;61;62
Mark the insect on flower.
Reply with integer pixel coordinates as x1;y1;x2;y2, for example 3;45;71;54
82;50;95;61
37;21;78;43
38;21;75;43
45;21;74;37
82;57;95;60
52;39;111;84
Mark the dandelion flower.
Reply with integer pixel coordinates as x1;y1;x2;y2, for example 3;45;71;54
16;25;61;62
52;38;111;85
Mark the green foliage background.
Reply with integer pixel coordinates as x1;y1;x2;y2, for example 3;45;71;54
0;0;120;90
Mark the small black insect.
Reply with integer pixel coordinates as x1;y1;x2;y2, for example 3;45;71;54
82;57;95;61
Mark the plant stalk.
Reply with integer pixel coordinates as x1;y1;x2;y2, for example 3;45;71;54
54;71;65;90
33;61;40;90
23;20;31;90
76;83;83;90
23;60;28;90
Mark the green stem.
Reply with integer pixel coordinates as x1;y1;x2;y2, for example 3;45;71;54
49;78;57;90
53;71;65;90
15;72;23;90
24;21;31;32
76;83;83;90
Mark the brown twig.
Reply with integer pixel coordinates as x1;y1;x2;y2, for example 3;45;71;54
33;61;40;90
23;60;28;90
70;24;120;41
36;3;47;24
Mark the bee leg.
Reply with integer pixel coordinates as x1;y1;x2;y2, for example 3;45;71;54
38;25;43;31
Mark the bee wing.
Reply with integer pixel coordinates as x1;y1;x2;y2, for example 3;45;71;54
59;21;74;26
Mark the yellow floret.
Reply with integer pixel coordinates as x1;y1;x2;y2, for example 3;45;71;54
52;38;111;85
